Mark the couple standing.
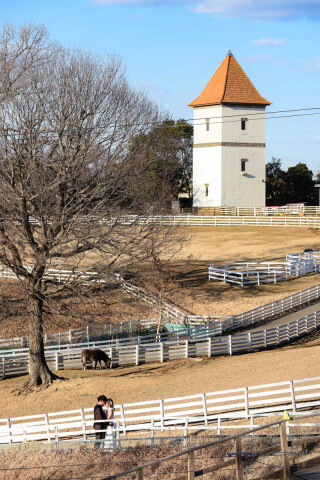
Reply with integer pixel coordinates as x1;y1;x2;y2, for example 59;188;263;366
93;395;115;447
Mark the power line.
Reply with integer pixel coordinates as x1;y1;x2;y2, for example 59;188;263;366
191;106;320;122
0;107;319;138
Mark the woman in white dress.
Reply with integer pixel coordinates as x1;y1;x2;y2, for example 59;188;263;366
106;398;115;426
104;398;115;450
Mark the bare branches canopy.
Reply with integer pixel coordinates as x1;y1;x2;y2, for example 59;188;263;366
0;24;181;386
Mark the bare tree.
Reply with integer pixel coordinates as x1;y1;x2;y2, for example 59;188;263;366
0;24;183;386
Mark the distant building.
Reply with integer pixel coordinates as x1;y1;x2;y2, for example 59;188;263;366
188;51;271;208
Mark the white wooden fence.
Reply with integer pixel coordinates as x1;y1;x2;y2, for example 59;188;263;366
209;251;320;286
1;279;320;357
1;308;320;379
77;214;320;227
0;319;162;350
213;282;320;332
137;215;320;228
192;205;320;217
0;376;319;445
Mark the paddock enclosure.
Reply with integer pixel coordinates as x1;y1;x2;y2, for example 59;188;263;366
209;251;320;286
0;376;319;445
1;225;320;457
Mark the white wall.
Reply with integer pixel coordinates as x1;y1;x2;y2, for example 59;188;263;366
192;104;267;207
193;147;222;207
193;105;223;145
221;146;266;206
221;105;266;144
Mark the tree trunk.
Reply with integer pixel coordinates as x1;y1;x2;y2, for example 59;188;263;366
28;290;58;387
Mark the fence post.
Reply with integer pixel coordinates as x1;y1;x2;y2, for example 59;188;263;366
207;337;211;357
119;404;127;435
136;468;144;480
150;419;155;447
159;399;164;431
7;419;12;444
248;333;252;352
289;381;296;413
184;418;189;441
229;336;232;356
185;340;189;359
250;416;255;436
187;450;195;480
109;348;113;369
234;437;244;480
2;358;5;380
136;344;139;366
217;417;221;436
82;422;87;442
54;425;60;450
244;387;249;418
160;342;164;363
116;421;120;448
280;421;290;479
55;352;59;371
202;393;208;425
44;413;51;443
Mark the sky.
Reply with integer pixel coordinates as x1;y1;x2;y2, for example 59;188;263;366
1;0;320;174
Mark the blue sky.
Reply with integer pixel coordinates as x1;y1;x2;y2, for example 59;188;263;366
1;0;320;174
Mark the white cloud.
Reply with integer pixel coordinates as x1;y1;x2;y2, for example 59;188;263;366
299;57;320;73
90;0;320;21
252;37;287;46
196;0;320;20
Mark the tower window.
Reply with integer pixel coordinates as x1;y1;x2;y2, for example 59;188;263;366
206;119;210;131
241;159;248;172
205;183;209;196
241;118;247;130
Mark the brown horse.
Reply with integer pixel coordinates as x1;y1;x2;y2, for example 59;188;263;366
81;349;111;370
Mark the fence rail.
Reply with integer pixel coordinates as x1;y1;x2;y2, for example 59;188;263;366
135;215;320;228
184;205;320;216
1;273;320;356
0;376;319;445
209;251;320;286
1;308;320;379
63;214;320;228
98;411;320;480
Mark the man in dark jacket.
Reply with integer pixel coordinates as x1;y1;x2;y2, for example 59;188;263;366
94;395;108;447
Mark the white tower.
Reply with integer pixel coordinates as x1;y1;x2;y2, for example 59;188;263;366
189;51;271;208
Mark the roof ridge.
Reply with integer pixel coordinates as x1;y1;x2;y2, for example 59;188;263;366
221;54;230;102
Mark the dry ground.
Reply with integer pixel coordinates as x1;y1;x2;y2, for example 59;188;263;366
1;226;320;337
0;280;155;339
0;437;287;480
1;336;320;420
1;226;320;421
161;226;320;316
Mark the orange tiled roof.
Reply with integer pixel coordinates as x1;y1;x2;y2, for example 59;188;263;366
188;52;271;107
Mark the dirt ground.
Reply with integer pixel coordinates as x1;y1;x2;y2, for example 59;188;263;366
1;226;320;419
1;334;320;420
1;226;320;337
162;226;320;315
